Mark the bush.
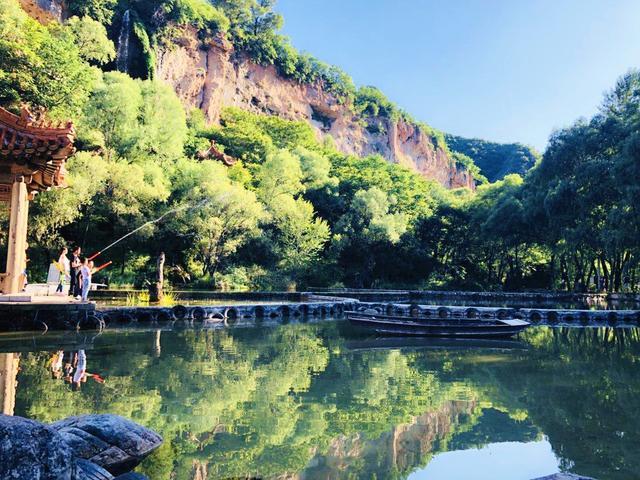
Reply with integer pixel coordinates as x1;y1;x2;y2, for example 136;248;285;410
355;86;398;119
67;0;118;25
163;0;230;33
0;0;98;117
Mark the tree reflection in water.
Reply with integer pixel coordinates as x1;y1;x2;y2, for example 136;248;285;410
5;324;640;480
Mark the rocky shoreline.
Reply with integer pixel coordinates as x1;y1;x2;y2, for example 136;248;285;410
0;413;161;480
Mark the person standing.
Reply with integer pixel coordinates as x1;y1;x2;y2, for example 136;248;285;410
55;247;70;293
79;258;92;302
69;246;82;298
20;243;29;292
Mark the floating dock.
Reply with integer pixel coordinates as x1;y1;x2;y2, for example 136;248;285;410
0;295;96;331
1;288;639;332
0;290;356;331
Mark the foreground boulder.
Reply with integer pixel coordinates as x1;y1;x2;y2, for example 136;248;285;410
0;414;159;480
52;414;162;475
532;474;596;480
76;459;114;480
0;414;74;480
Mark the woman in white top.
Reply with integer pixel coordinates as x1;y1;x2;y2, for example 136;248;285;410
55;247;70;293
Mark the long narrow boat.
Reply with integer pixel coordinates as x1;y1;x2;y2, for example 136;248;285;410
345;311;530;338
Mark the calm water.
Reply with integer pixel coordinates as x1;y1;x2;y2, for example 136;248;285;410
2;322;639;480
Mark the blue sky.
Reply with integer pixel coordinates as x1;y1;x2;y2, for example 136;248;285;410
275;0;640;152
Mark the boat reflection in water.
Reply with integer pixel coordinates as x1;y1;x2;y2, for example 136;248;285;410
346;310;531;338
3;321;639;480
345;335;529;352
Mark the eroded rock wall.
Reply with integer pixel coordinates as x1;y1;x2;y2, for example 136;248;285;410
156;29;474;189
18;0;64;23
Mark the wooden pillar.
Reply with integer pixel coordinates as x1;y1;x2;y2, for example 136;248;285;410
3;177;29;294
149;252;165;303
0;353;19;415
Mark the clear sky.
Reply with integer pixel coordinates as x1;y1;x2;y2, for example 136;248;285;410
274;0;640;152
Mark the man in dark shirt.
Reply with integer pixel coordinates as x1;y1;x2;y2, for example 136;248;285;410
69;246;82;298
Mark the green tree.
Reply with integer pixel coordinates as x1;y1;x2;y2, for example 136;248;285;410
80;71;142;157
171;159;266;278
0;0;98;116
257;150;304;201
66;0;118;25
66;16;116;65
134;80;188;162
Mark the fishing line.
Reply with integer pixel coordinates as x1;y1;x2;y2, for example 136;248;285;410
89;195;228;260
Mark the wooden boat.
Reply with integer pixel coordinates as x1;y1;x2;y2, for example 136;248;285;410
345;311;530;338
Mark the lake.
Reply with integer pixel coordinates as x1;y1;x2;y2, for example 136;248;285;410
3;321;639;479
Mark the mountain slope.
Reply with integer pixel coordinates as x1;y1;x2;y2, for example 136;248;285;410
18;0;533;189
445;135;539;182
156;28;476;189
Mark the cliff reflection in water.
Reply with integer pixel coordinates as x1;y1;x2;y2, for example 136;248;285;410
4;323;640;480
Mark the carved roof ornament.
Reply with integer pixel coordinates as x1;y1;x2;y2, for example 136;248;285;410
196;139;237;166
0;105;76;201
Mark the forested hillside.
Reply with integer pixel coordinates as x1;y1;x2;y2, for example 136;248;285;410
445;135;539;182
1;0;639;292
25;0;481;188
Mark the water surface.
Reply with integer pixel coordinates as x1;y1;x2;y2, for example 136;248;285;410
3;322;639;479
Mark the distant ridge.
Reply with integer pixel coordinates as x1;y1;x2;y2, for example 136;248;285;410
445;134;539;182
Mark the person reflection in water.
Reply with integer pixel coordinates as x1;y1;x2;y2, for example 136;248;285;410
62;350;105;391
72;350;87;390
63;352;74;379
49;350;64;380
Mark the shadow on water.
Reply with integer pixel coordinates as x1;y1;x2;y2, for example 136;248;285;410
2;320;640;480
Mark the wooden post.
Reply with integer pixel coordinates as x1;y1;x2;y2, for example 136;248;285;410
149;252;165;303
3;177;29;295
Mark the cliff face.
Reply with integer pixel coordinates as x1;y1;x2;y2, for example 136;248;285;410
296;400;476;479
18;0;64;23
156;29;475;190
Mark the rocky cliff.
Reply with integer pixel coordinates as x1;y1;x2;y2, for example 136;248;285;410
17;0;475;190
295;400;476;479
18;0;64;23
156;29;475;190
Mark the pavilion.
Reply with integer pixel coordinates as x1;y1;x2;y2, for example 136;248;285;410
0;106;75;296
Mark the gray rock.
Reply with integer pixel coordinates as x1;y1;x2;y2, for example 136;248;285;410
58;426;111;459
532;474;596;480
0;414;74;480
52;414;162;475
76;458;114;480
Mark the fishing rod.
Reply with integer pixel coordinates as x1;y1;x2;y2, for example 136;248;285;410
92;261;112;274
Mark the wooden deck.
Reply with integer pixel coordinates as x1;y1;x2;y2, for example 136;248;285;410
0;295;96;331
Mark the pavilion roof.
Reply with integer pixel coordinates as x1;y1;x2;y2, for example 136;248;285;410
0;106;75;200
